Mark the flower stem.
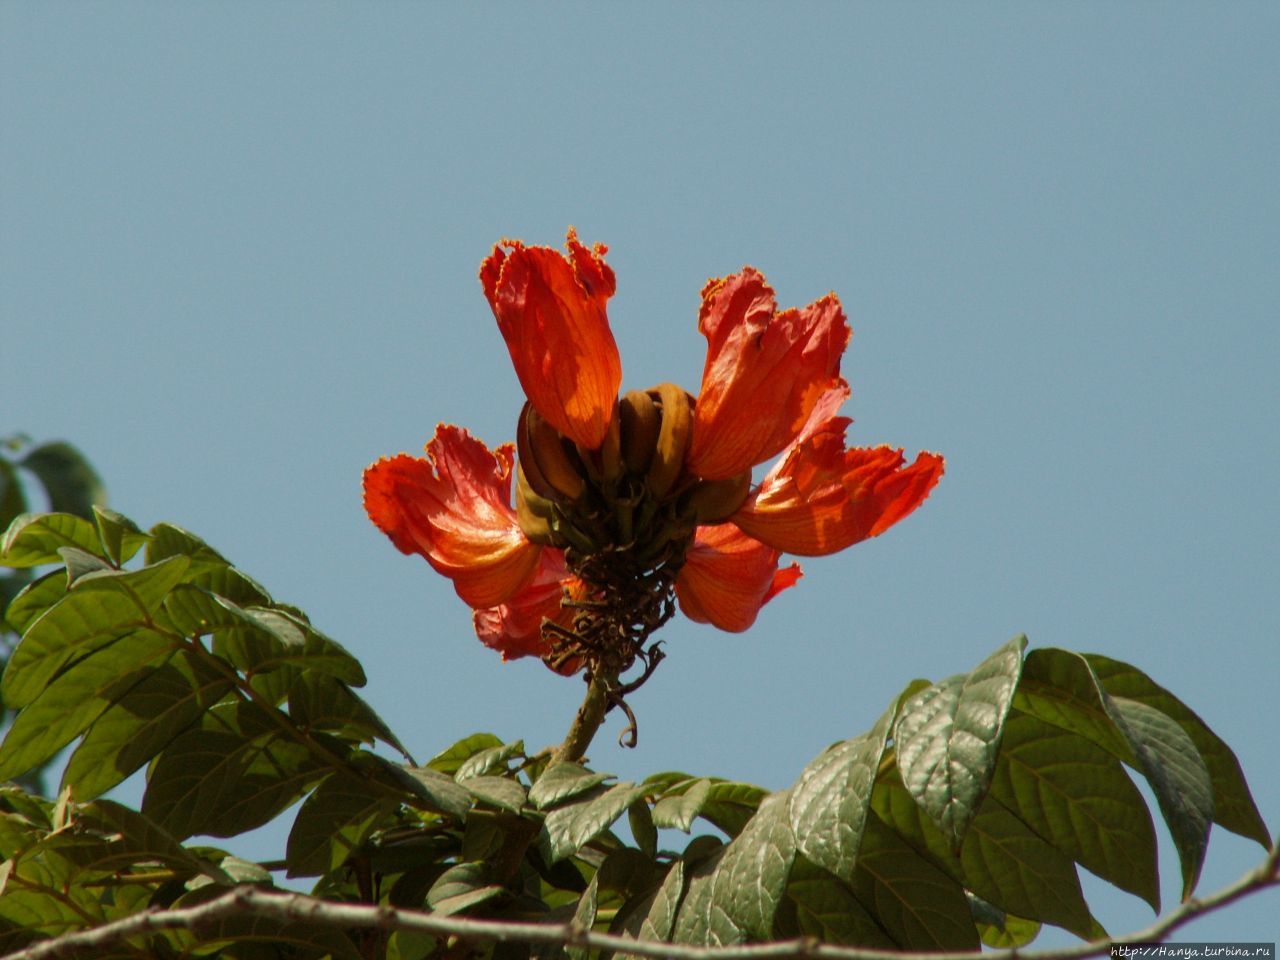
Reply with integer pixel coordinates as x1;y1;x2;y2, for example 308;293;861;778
551;669;616;764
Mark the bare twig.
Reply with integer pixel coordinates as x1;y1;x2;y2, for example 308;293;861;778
4;842;1277;960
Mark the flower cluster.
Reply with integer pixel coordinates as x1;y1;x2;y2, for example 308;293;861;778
364;230;943;679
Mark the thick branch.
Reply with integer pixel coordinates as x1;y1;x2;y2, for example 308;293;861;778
4;842;1277;960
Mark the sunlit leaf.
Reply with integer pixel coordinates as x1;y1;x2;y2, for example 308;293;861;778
653;778;713;833
529;763;614;810
456;739;525;780
426;732;503;775
894;635;1025;847
459;775;527;814
541;782;647;863
1;512;103;568
92;506;148;567
788;702;894;881
969;893;1041;948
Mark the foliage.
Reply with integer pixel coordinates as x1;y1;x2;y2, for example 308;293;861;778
0;436;106;795
0;506;1270;959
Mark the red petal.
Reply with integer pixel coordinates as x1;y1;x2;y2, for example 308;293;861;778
732;398;945;555
675;524;802;632
473;550;575;661
363;425;542;607
480;228;621;449
687;268;850;479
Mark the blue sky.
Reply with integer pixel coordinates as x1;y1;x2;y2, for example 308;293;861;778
3;2;1277;944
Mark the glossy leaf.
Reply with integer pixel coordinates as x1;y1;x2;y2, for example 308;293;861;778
629;797;658;859
426;732;504;775
1087;653;1270;849
894;635;1025;847
287;672;410;759
541;782;647;863
456;739;525;780
1107;695;1214;900
788;703;894;881
529;763;614;810
652;778;713;833
460;775;527;813
708;790;798;941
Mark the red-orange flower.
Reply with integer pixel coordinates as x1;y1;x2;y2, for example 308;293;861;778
364;230;944;670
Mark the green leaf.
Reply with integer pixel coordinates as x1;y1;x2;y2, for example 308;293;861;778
0;628;178;781
145;522;231;570
567;874;599;960
288;671;411;759
1;512;103;568
989;710;1159;911
653;778;713;833
456;739;525;780
541;782;647;863
213;605;365;687
92;506;148;567
669;845;735;946
969;893;1041;948
0;460;27;530
3;556;190;707
426;732;503;775
697;781;770;838
459;775;527;814
871;765;1097;939
786;856;895;948
1087;653;1270;849
164;884;362;960
1015;648;1135;763
2;569;66;635
393;764;473;819
72;798;209;877
427;862;504;915
20;443;105;519
708;789;799;941
529;763;614;810
286;767;399;877
628;798;658;859
627;859;684;951
57;546;113;585
851;813;980;950
142;699;327;839
788;702;895;881
1107;696;1213;899
62;650;236;800
894;635;1025;847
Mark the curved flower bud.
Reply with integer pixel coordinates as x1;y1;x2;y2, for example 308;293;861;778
473;551;583;674
480;228;622;450
675;524;802;633
732;388;945;556
363;425;542;608
687;268;850;480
